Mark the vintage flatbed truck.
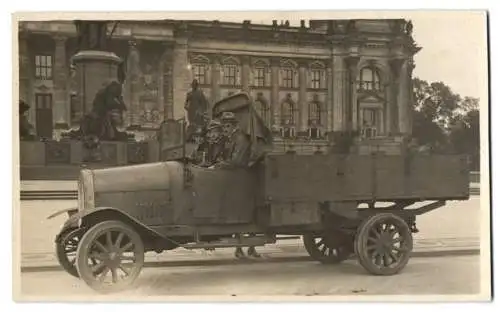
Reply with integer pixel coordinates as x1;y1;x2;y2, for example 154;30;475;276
48;92;470;293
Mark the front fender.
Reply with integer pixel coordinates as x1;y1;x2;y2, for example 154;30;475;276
47;207;78;220
74;207;167;240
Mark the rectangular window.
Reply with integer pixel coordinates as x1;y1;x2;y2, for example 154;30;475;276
311;70;321;89
282;69;294;88
193;64;206;85
254;68;266;87
223;64;237;86
35;55;53;80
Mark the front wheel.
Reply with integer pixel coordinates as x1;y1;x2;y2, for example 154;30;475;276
354;213;413;276
56;228;83;278
75;220;145;294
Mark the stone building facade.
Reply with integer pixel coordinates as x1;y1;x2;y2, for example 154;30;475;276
18;19;420;151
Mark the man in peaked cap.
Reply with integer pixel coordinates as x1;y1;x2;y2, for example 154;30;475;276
217;111;252;169
202;118;227;166
217;112;261;258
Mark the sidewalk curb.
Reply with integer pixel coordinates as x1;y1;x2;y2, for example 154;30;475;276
20;248;480;273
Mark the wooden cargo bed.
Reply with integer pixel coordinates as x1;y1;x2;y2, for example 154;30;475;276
263;153;470;203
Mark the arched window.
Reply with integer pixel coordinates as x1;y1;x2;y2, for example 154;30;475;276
309;61;326;89
281;101;294;125
252;60;269;87
358;67;382;91
308;101;321;126
280;59;298;89
190;55;210;85
222;57;241;86
308;98;322;139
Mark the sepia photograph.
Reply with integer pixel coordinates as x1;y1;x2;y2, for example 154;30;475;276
10;9;491;302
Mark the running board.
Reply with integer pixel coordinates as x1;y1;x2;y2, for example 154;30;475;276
180;236;277;249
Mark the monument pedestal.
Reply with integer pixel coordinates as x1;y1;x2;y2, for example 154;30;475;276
72;50;122;114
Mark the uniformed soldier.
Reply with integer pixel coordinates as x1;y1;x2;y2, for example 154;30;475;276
215;112;261;258
215;112;252;169
203;119;227;166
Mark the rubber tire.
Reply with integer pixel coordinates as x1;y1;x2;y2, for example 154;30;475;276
55;228;81;278
354;213;413;276
303;233;353;264
75;220;145;294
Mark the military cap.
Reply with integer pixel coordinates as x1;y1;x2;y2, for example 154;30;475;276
220;111;237;123
207;119;222;130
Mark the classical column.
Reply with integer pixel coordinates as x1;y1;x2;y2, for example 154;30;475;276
332;54;346;132
345;56;360;132
172;34;190;120
326;60;334;132
124;40;141;127
384;82;392;135
388;58;404;134
389;57;412;136
161;44;174;120
406;60;415;135
241;56;251;92
298;61;307;131
270;56;280;126
19;32;33;123
53;35;69;129
211;55;221;105
398;60;412;135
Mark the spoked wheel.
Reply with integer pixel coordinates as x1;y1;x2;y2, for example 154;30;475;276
354;213;413;276
303;231;354;264
76;220;145;294
56;228;83;278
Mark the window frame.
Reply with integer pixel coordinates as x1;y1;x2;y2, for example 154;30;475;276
35;55;53;80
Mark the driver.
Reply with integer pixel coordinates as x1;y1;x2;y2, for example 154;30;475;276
202;119;227;167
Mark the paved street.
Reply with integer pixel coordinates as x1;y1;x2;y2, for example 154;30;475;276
17;255;483;299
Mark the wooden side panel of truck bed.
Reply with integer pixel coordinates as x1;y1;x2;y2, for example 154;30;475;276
263;154;470;203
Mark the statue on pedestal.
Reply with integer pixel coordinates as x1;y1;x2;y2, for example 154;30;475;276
66;81;129;161
184;79;209;140
63;20;129;162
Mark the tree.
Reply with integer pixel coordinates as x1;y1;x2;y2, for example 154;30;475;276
411;78;480;169
449;108;480;170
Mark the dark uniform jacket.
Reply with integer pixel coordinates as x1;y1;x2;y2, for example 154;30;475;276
207;136;227;165
218;128;252;168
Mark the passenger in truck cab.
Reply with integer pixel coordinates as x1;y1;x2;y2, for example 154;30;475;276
213;112;252;169
202;119;227;167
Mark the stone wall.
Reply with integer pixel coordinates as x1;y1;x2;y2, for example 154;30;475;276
20;140;159;167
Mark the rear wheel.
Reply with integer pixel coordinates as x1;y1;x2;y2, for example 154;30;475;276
75;220;145;294
303;231;354;264
354;213;413;275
